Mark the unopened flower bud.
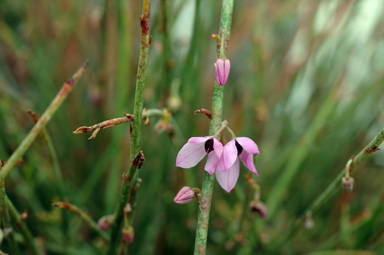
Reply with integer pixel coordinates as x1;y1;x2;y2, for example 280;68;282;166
304;212;315;229
250;200;267;220
122;225;134;243
214;58;230;86
174;186;195;204
98;215;115;231
342;177;354;193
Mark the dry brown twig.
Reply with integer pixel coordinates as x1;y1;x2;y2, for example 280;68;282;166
73;109;165;140
73;113;133;139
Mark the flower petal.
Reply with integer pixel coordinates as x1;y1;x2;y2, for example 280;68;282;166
236;137;260;155
213;138;223;158
223;139;238;169
176;142;206;168
239;150;258;175
223;59;230;85
215;158;240;192
204;151;219;175
188;136;211;144
214;62;221;85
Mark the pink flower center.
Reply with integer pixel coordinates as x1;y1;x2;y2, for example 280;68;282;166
204;139;214;153
235;140;243;155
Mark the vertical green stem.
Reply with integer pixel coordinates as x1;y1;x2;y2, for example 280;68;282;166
193;1;234;254
0;181;20;255
102;0;117;115
6;197;40;255
107;0;151;254
160;0;172;92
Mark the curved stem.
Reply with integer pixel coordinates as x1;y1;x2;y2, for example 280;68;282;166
193;1;234;254
269;128;384;253
53;202;109;242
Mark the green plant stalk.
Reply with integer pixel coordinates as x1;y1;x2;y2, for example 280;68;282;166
76;110;164;205
193;0;234;254
160;0;172;93
269;128;384;252
107;0;151;253
28;110;69;242
104;0;133;212
266;83;338;218
53;202;109;242
42;127;70;249
0;61;89;181
6;196;40;255
0;181;20;254
102;0;117;116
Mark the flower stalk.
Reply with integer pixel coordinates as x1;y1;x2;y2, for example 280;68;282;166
106;0;151;253
6;197;40;255
0;162;20;255
269;128;384;252
53;202;109;242
193;0;234;254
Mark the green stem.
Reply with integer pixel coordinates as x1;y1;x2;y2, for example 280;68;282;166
266;83;338;218
160;0;173;93
28;110;69;243
6;197;40;255
0;61;89;181
53;202;109;242
269;128;384;252
193;1;234;254
107;0;151;253
102;0;117;115
0;181;20;255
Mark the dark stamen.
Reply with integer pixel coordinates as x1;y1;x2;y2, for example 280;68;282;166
235;140;243;155
204;139;214;153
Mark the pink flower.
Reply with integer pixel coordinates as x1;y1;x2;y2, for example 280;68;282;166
214;58;230;86
215;137;260;192
174;186;195;204
122;225;134;243
176;136;223;174
97;215;115;231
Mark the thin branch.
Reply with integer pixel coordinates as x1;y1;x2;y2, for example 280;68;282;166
27;109;69;245
6;197;40;255
73;114;133;139
0;60;89;182
53;202;109;242
73;109;164;140
0;160;20;255
107;0;151;253
269;128;384;252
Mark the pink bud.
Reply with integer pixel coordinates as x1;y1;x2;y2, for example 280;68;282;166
214;58;230;86
250;200;267;220
122;225;134;243
97;215;115;231
174;186;195;204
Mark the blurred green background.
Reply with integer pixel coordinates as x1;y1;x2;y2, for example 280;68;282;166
0;0;384;254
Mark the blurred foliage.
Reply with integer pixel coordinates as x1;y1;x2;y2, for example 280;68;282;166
0;0;384;254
